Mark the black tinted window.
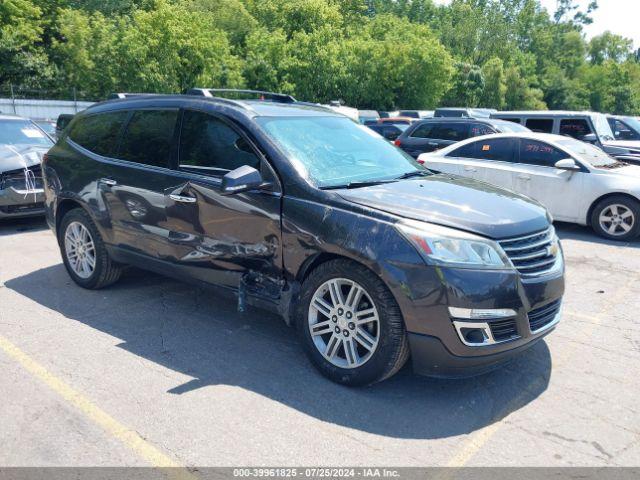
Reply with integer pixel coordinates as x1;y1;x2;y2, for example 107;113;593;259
179;110;260;174
456;138;514;162
518;139;567;167
118;110;178;167
470;123;495;137
559;119;592;139
69;111;128;156
525;118;554;133
410;123;435;138
433;123;468;141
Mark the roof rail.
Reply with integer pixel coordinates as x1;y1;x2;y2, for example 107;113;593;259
186;88;297;104
107;93;163;100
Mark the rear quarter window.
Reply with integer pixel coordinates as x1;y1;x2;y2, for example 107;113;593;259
68;111;129;157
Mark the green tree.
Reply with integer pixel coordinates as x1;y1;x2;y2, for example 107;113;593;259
480;58;506;109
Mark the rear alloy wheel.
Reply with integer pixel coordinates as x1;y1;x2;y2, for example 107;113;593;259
298;260;409;386
59;208;123;289
591;196;640;241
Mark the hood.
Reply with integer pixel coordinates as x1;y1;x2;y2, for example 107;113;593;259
338;175;550;239
0;144;47;173
600;163;640;179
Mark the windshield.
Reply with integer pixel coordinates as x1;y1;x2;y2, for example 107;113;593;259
622;116;640;133
257;116;423;188
556;137;620;168
592;113;615;142
0;119;53;146
496;121;530;133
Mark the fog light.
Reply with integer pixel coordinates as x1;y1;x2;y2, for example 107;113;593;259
448;307;516;320
452;320;496;347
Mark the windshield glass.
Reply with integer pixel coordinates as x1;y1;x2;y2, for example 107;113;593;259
496;121;530;133
556;137;620;167
257;116;423;188
592;113;615;142
0;119;53;146
622;116;640;133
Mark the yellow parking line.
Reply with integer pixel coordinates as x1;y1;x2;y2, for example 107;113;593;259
444;280;632;468
0;334;196;479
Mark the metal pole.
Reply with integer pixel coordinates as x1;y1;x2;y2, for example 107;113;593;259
73;87;78;113
10;84;17;114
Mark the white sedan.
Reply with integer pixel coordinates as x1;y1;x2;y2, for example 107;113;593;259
419;132;640;240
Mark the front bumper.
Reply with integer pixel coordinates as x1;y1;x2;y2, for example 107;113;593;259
389;255;565;378
0;187;45;218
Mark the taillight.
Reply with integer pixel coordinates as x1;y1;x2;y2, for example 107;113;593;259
417;158;425;165
394;139;401;146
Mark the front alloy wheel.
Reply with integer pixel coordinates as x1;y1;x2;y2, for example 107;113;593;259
591;196;640;241
298;259;409;386
308;278;380;369
598;204;635;237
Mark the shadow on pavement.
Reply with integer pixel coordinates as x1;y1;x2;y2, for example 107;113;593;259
0;216;48;236
554;221;640;249
6;263;552;440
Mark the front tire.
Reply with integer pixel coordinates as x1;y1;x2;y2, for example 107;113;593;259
298;259;409;386
58;208;123;289
591;196;640;241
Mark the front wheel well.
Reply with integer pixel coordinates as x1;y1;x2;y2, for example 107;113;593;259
55;199;84;233
586;193;640;225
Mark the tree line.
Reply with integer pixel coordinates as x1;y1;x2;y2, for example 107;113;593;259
1;0;639;114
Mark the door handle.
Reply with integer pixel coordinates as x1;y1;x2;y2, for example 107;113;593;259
518;175;531;181
428;142;439;146
464;166;477;172
100;178;117;186
169;193;197;203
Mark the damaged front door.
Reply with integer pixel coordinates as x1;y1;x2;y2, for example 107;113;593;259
163;109;283;300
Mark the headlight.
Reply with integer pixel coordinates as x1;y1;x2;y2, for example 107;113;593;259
396;220;512;269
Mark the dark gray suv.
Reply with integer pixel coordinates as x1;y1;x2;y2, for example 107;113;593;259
43;90;564;386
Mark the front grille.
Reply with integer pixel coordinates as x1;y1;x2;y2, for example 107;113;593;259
499;227;558;276
528;300;561;333
0;202;44;214
489;318;519;342
0;165;43;190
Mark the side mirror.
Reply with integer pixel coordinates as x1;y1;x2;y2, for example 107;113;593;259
582;133;598;144
221;165;269;195
554;158;581;171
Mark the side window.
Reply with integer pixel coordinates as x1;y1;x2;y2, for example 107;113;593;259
518;139;567;167
68;111;128;157
447;142;477;158
431;123;468;141
472;138;515;162
612;120;638;140
118;110;178;168
410;123;435;138
178;110;260;175
525;118;554;133
559;119;592;139
470;123;495;137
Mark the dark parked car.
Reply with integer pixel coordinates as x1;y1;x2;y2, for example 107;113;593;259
394;117;530;158
43;91;564;386
55;113;75;138
366;123;408;141
0;114;53;219
434;108;496;118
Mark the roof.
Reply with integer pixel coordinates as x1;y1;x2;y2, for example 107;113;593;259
414;117;504;125
434;132;574;152
84;94;343;119
493;110;602;117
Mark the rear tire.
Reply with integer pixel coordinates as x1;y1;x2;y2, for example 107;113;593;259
58;208;123;289
297;259;409;386
590;196;640;241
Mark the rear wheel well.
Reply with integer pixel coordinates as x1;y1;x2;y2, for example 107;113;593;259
586;193;640;225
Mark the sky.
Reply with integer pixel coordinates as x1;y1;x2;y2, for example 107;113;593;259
435;0;640;48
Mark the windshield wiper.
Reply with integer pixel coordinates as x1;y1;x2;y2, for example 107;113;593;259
395;170;431;180
320;179;397;190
